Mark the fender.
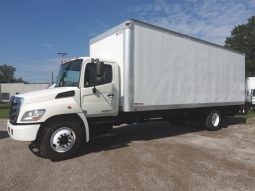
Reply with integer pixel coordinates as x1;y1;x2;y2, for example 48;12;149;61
16;94;90;142
77;112;90;142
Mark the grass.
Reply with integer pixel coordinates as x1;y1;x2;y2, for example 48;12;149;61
247;111;255;118
0;103;9;118
0;108;9;119
0;103;10;108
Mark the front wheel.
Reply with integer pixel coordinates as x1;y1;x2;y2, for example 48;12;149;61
38;120;85;161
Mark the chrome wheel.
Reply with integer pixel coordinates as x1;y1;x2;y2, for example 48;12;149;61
211;113;220;127
50;127;76;153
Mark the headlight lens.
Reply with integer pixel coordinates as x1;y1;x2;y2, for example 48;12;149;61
21;109;46;121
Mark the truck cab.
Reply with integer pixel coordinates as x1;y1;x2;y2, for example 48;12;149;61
252;90;255;106
247;89;255;111
245;77;255;112
7;57;119;160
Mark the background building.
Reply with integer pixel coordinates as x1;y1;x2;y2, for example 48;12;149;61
0;83;50;102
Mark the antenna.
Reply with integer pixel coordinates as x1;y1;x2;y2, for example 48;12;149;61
57;52;68;63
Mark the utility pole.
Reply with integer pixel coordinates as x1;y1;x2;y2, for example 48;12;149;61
51;72;54;84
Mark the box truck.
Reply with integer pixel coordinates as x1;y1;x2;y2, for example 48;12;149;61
245;77;255;111
7;20;245;160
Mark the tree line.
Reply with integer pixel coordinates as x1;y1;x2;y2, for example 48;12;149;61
225;16;255;77
0;64;27;83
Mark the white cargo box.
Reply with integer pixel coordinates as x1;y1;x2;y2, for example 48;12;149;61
90;20;245;112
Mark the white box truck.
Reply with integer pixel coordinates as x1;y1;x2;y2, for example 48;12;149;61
7;20;245;160
245;77;255;111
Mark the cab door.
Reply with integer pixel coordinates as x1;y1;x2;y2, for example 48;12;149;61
80;61;119;117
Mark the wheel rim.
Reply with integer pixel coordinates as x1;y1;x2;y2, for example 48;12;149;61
50;127;76;153
211;113;220;127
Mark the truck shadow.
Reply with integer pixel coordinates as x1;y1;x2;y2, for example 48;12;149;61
222;116;246;128
28;116;246;160
0;131;9;139
80;116;246;156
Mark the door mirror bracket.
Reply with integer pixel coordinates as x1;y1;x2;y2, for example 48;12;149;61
92;86;97;94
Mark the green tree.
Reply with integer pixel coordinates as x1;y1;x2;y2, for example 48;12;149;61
225;16;255;77
0;64;16;83
0;64;28;83
14;77;28;83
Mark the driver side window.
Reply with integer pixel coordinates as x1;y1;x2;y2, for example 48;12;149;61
84;63;112;87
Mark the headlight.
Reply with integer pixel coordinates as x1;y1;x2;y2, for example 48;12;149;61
21;109;46;121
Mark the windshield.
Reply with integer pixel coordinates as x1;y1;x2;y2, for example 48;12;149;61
56;59;82;87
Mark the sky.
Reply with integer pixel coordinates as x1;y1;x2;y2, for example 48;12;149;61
0;0;255;83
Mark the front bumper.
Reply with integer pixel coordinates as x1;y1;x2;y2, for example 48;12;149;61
7;120;40;141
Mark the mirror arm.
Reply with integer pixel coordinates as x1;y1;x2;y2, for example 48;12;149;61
92;86;97;94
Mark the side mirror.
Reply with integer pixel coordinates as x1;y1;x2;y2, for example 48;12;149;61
96;61;104;77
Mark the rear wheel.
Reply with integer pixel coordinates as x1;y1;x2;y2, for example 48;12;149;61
200;110;222;131
240;105;247;115
38;120;85;161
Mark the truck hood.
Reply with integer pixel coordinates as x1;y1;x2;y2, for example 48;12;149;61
15;87;78;104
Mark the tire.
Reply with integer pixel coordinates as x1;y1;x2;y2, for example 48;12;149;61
239;105;247;115
38;120;85;161
204;110;222;131
241;107;245;115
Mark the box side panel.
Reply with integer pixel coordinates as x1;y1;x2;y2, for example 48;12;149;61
133;25;245;111
90;32;124;104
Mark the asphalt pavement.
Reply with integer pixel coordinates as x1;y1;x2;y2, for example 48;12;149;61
0;117;255;191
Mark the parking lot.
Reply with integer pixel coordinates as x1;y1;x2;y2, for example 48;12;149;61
0;116;255;191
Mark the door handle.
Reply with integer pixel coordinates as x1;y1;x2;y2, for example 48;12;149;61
107;93;114;98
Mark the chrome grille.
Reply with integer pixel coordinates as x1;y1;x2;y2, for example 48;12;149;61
9;97;22;123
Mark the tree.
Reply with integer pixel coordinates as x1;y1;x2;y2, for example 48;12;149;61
0;64;28;83
14;77;26;83
0;64;16;83
225;16;255;77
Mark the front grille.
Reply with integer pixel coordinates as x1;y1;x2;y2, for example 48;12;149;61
9;97;22;123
